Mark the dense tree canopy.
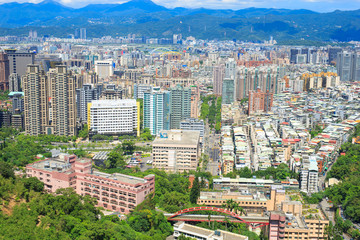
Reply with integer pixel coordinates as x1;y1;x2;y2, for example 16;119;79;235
0;172;172;240
326;124;360;222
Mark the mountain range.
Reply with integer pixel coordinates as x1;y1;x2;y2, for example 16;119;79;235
0;0;359;41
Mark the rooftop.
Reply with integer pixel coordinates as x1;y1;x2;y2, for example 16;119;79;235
90;99;136;107
29;158;74;174
91;171;148;185
153;130;200;146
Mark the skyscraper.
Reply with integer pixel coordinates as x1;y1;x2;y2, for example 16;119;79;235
0;52;9;91
143;90;170;135
222;78;235;104
80;28;86;40
213;65;224;96
48;66;76;136
170;85;191;129
337;51;353;81
76;84;99;123
23;65;76;136
328;47;342;64
225;58;236;79
23;65;48;136
351;52;360;81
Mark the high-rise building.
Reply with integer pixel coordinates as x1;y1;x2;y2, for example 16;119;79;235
9;73;21;92
5;49;35;78
23;65;48;136
48;66;76;136
143;90;170;135
225;58;236;79
190;85;200;118
222;78;235;104
0;52;10;90
9;92;24;114
213;65;225;96
170;85;191;129
94;60;114;79
80;28;86;40
23;65;77;136
88;99;139;136
337;51;360;81
328;47;342;64
134;84;153;99
337;51;352;81
76;84;99;123
290;49;300;64
235;66;282;100
248;88;273;115
351;52;360;81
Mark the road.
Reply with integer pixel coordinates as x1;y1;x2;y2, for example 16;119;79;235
203;122;220;176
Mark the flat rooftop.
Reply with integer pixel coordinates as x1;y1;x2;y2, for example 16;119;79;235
199;191;268;201
91;171;147;185
153;130;200;146
29;158;73;174
175;222;248;240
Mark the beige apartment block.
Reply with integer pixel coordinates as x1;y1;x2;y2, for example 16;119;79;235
152;130;200;172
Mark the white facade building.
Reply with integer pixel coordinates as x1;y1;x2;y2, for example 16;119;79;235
94;60;114;79
88;99;138;135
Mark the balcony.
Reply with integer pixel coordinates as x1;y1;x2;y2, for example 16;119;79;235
110;189;118;193
102;192;109;197
110;194;118;199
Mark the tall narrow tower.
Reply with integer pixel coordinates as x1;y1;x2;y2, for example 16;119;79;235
23;65;48;135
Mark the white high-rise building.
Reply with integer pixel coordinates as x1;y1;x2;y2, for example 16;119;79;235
88;99;139;136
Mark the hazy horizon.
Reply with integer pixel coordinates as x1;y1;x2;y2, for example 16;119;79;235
0;0;359;13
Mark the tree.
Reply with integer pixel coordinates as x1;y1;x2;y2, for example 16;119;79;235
121;140;135;154
106;151;125;169
215;122;221;133
22;177;44;192
0;161;15;179
190;176;200;204
140;128;153;141
78;124;89;139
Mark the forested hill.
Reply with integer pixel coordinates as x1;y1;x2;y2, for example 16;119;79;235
0;0;359;41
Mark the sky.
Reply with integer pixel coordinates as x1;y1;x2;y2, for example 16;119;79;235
1;0;360;12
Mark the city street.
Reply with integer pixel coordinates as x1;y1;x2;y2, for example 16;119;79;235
203;122;221;176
